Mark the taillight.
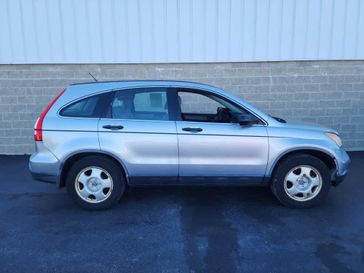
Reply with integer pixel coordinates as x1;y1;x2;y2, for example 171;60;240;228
34;89;66;141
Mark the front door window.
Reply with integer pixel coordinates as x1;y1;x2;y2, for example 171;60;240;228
177;89;258;124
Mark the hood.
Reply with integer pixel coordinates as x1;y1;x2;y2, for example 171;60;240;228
280;119;338;135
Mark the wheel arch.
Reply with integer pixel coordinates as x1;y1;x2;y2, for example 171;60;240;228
268;148;337;182
58;150;129;188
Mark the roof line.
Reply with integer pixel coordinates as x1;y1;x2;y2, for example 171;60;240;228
70;79;210;86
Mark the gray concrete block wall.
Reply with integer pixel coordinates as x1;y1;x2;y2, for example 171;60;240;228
0;61;363;154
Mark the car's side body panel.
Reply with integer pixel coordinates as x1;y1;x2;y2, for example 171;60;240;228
28;80;351;189
30;117;100;184
42;115;99;158
266;126;351;178
98;118;179;184
176;121;268;181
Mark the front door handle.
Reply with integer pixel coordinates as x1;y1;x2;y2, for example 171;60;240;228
102;125;124;130
182;127;203;133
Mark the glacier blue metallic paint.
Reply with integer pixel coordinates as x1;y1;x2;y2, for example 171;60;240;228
29;80;350;188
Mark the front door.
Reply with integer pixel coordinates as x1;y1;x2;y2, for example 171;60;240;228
175;88;269;185
98;87;178;185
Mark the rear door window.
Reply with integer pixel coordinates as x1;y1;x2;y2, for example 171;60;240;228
110;88;169;120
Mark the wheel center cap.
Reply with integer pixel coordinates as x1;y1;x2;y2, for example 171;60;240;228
299;176;309;184
87;178;101;192
297;176;311;189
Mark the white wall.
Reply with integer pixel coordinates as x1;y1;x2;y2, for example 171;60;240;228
1;0;363;64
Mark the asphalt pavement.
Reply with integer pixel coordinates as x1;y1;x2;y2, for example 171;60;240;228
0;152;363;273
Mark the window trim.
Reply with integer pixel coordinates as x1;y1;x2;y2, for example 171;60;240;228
58;86;176;121
173;87;267;126
57;85;267;125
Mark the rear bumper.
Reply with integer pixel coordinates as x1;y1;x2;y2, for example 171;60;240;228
29;169;58;184
29;142;61;185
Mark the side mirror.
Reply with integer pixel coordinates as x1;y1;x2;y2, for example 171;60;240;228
236;114;256;126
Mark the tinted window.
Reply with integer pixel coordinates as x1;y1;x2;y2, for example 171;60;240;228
111;88;169;120
60;95;102;117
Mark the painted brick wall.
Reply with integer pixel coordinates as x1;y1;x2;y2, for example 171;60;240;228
0;61;363;154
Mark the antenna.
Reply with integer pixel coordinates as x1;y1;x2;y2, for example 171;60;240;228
88;72;98;82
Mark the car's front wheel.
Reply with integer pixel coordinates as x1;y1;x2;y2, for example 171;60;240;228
66;156;126;210
271;154;331;208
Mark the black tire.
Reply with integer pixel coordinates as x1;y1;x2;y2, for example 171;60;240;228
270;154;331;208
66;156;126;210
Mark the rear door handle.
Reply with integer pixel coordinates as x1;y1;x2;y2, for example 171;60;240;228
102;125;124;130
182;127;203;133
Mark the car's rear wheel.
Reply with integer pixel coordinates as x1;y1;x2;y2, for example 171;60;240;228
270;154;331;208
66;156;125;210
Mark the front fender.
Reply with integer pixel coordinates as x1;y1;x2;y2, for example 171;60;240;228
266;137;339;177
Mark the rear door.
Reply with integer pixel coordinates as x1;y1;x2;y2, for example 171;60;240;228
175;88;269;184
98;87;179;185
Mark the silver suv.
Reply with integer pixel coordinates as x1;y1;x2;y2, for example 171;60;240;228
29;81;350;210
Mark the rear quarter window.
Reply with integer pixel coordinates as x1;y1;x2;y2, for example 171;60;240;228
60;93;111;118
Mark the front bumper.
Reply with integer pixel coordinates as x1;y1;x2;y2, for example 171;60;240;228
332;148;351;186
332;172;348;186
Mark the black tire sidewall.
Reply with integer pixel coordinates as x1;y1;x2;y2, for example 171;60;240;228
66;156;125;210
271;154;331;208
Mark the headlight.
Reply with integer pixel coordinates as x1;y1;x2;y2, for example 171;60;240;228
325;132;342;147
